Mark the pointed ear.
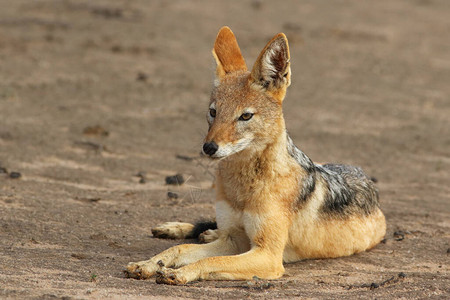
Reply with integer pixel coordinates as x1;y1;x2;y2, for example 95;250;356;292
212;26;247;78
250;33;291;102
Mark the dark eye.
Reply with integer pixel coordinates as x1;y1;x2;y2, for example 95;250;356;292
239;112;254;121
209;108;216;118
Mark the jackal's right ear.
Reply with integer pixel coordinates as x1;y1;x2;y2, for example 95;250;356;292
250;33;291;102
212;26;247;79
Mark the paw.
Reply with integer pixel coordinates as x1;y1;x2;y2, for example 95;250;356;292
155;267;187;285
124;261;158;280
199;229;219;243
151;222;195;239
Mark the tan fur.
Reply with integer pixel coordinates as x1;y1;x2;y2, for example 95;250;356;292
213;26;247;78
199;229;219;243
250;33;291;102
151;222;195;239
284;178;386;261
125;27;386;285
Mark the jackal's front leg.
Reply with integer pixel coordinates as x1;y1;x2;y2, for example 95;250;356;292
156;247;285;285
156;213;289;284
125;231;243;279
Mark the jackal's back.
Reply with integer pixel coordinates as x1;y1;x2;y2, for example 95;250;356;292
318;163;379;218
287;134;380;219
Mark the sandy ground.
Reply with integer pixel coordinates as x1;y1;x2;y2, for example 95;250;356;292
0;0;449;299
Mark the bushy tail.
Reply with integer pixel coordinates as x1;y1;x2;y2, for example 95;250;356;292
151;220;217;240
186;220;217;239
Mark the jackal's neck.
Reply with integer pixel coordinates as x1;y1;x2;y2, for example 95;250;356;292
215;127;316;210
286;134;315;172
217;129;297;179
217;128;315;181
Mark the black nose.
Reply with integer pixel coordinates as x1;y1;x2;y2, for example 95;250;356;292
203;142;218;156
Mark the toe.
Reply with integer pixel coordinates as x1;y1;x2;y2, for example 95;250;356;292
124;263;152;280
155;271;186;285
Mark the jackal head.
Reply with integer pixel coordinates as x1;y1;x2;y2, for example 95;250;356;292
203;26;291;159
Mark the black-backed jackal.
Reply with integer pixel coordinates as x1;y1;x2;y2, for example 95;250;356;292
125;26;386;285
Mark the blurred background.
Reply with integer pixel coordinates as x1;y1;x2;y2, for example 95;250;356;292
0;1;449;298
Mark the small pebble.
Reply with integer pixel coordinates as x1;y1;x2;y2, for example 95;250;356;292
83;125;109;136
135;171;146;184
370;282;379;289
167;192;179;199
9;172;21;179
136;72;148;81
393;231;405;241
165;174;184;185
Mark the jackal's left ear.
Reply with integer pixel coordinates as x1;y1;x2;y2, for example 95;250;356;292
213;26;247;78
250;33;291;102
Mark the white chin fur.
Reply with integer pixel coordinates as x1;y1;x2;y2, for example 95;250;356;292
211;139;252;158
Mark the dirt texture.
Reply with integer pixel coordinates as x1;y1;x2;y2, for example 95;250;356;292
0;0;449;299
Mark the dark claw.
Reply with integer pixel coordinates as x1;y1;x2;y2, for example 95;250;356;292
156;271;179;285
124;268;140;279
155;273;166;284
123;269;131;278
